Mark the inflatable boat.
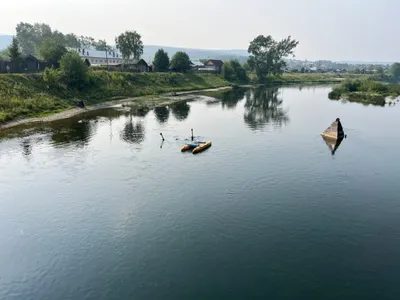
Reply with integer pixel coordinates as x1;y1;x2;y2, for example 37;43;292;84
181;141;212;154
192;141;212;154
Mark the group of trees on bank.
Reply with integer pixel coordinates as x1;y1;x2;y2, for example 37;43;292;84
3;22;150;87
5;22;145;70
152;49;192;72
4;21;301;83
12;22;143;62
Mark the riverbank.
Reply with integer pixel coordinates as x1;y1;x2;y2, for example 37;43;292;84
0;86;231;130
0;72;230;125
0;72;367;129
328;78;400;106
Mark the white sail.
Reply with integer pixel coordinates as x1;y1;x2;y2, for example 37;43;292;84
321;119;344;139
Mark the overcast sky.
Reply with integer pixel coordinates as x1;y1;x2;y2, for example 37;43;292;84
0;0;398;61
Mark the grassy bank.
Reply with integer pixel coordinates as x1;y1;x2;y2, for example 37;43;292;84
0;72;229;123
328;78;400;106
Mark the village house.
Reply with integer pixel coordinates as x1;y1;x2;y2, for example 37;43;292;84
190;59;205;71
0;54;45;73
115;59;149;72
73;48;124;66
204;59;224;73
73;48;149;72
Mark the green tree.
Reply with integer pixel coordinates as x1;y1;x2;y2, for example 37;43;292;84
247;35;299;80
376;66;384;74
230;60;248;82
79;36;95;50
93;39;112;51
222;62;235;81
7;37;22;72
60;52;88;87
39;38;67;68
391;63;400;78
15;22;54;55
115;31;143;63
16;22;36;55
51;30;65;44
153;49;170;72
170;51;191;72
64;33;80;48
242;62;251;72
222;60;248;82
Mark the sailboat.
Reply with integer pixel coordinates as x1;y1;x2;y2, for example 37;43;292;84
321;118;345;140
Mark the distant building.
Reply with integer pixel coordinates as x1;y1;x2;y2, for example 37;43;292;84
115;59;149;72
0;54;45;73
23;54;45;72
204;59;224;73
190;59;205;71
71;48;150;72
72;48;124;66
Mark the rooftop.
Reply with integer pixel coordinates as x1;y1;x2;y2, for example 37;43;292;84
70;48;123;59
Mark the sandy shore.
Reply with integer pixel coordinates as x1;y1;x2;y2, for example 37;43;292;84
0;86;232;131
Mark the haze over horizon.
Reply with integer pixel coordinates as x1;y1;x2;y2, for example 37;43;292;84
1;0;398;62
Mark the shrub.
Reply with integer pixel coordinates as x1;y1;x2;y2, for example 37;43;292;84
60;52;88;88
43;67;62;87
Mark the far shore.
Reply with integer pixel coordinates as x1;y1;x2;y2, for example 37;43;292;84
0;86;233;131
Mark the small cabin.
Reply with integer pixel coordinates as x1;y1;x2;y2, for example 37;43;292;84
204;59;224;73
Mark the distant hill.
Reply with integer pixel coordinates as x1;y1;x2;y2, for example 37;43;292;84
0;35;12;51
142;45;249;63
0;35;248;62
1;34;394;65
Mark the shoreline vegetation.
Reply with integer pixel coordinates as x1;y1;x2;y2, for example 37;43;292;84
0;85;232;131
0;72;228;125
328;78;400;106
3;21;398;128
0;72;362;129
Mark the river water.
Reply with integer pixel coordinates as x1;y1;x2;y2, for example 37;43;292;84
1;86;400;300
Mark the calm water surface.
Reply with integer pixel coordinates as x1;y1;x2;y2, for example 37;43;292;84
1;86;400;300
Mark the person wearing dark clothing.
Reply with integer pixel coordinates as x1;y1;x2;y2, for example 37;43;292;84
77;101;85;109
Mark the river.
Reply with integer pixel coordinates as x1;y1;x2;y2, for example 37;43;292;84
1;86;400;300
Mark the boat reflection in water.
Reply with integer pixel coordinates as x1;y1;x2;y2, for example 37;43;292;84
322;136;344;156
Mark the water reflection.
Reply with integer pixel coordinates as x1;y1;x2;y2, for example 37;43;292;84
203;88;246;109
244;87;289;130
21;139;32;156
51;120;95;147
120;115;145;144
170;101;191;121
322;136;344;156
154;106;170;124
131;107;150;118
329;93;386;107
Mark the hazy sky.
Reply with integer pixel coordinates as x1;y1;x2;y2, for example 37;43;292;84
0;0;398;61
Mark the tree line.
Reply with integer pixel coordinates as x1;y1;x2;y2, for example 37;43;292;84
2;21;311;84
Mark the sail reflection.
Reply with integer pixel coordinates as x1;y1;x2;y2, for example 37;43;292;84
322;136;344;156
